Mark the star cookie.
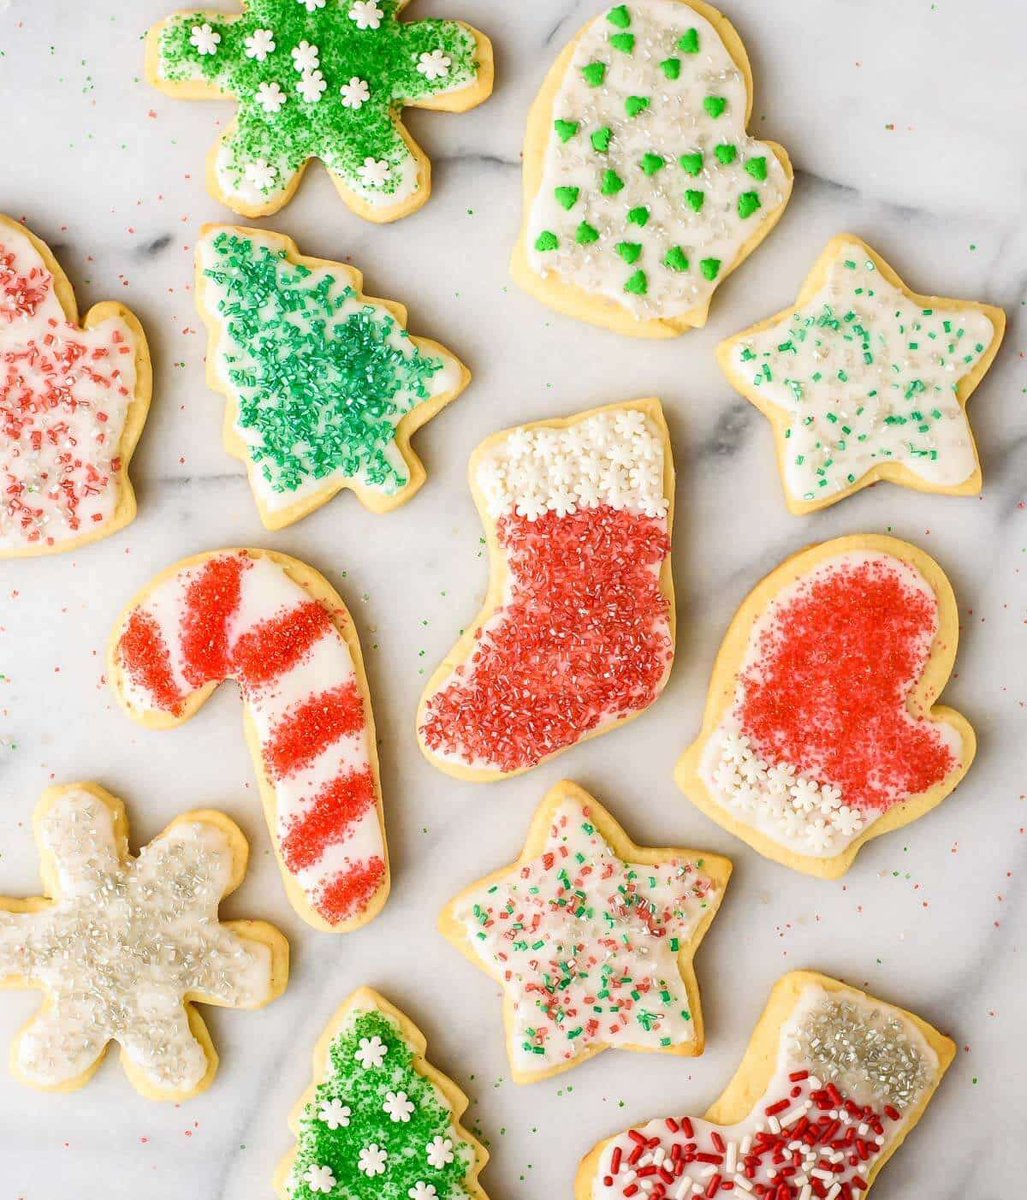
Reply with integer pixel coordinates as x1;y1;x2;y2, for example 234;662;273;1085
0;783;288;1099
440;780;731;1082
718;235;1005;512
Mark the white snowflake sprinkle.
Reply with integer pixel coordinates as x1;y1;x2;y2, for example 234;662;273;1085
189;23;221;54
357;156;392;186
303;1164;337;1194
340;76;371;109
243;28;275;60
790;778;821;812
354;1034;387;1069
244;159;278;191
409;1185;438;1200
296;0;325;11
383;1089;415;1122
297;69;327;103
425;1136;455;1169
358;1144;389;1177
255;81;286;113
349;0;384;30
317;1098;351;1129
417;49;451;80
291;40;320;72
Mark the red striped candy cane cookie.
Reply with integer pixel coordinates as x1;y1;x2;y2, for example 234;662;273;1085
108;548;388;932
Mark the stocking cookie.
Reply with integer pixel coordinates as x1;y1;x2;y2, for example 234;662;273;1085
0;214;151;556
146;0;494;220
0;782;287;1099
512;0;792;337
676;535;974;877
196;225;469;530
440;780;730;1083
109;548;388;931
276;987;490;1200
718;235;1005;513
418;399;675;780
577;970;954;1200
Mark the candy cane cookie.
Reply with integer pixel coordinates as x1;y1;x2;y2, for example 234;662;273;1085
109;548;388;931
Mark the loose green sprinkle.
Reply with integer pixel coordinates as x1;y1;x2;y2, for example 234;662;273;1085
625;95;650;117
745;156;768;180
554;119;579;142
627;206;650;227
640;152;665;175
607;4;631;28
554;186;580;211
685;189;705;212
610;32;635;53
663;246;689;272
738;191;761;218
660;57;681;79
582;61;607;87
535;230;559;252
679;152;703;176
616;242;643;264
678;27;700;53
714;143;737;164
601;169;625;195
591;126;613;153
624;269;648;295
700;257;721;280
704;96;727;118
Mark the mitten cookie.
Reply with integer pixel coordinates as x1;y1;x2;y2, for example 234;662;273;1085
718;235;1006;513
676;535;974;877
109;548;389;931
418;399;675;780
0;215;151;556
146;0;494;220
512;0;792;337
440;780;730;1083
576;970;954;1200
276;988;490;1200
196;225;469;530
0;782;287;1099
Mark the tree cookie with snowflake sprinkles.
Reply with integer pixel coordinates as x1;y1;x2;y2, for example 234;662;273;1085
511;0;792;337
275;987;490;1200
0;214;152;557
576;970;954;1200
417;398;676;780
676;534;975;878
718;235;1006;513
440;780;731;1084
146;0;494;220
0;782;288;1099
108;548;389;932
195;225;469;530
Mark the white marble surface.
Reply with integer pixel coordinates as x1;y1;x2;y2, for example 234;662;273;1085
1;0;1025;1195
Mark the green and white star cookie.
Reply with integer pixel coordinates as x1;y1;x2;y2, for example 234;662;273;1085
718;235;1006;513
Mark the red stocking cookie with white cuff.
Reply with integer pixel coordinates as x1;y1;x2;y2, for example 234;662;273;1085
0;215;151;556
676;535;974;877
109;548;388;931
576;970;954;1200
417;399;676;779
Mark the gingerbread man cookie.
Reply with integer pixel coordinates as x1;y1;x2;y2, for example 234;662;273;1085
109;548;389;931
146;0;494;220
196;225;469;530
440;780;731;1083
0;783;288;1100
0;214;151;556
676;535;974;877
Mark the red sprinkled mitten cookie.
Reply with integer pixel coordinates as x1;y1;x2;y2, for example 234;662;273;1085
676;535;974;877
0;215;151;556
440;780;730;1083
418;399;675;779
108;548;388;931
576;970;954;1200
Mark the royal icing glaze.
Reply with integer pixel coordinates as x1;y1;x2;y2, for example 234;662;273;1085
689;547;967;865
584;975;947;1200
111;550;388;930
0;218;147;553
196;226;466;526
524;0;789;322
0;785;284;1097
149;0;492;218
419;403;674;777
278;989;489;1200
444;786;726;1080
723;239;1000;507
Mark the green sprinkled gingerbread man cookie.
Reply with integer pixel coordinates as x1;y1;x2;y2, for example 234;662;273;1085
196;225;469;529
147;0;494;220
275;988;490;1200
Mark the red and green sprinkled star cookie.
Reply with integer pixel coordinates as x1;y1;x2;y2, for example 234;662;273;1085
146;0;494;220
440;780;731;1083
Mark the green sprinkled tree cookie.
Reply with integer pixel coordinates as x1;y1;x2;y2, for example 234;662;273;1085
275;988;490;1200
146;0;494;220
718;235;1006;513
512;0;792;337
196;225;469;529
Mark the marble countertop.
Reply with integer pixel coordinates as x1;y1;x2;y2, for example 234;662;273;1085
1;0;1025;1196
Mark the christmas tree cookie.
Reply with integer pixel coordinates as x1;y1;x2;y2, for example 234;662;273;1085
718;235;1006;513
0;782;288;1099
276;988;490;1200
146;0;494;220
0;214;151;556
418;399;675;780
512;0;792;337
676;535;974;877
577;970;954;1200
109;548;389;931
440;780;731;1083
196;226;469;530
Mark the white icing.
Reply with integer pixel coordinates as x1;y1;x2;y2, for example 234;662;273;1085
526;0;788;319
475;407;668;520
732;241;995;503
0;788;274;1093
